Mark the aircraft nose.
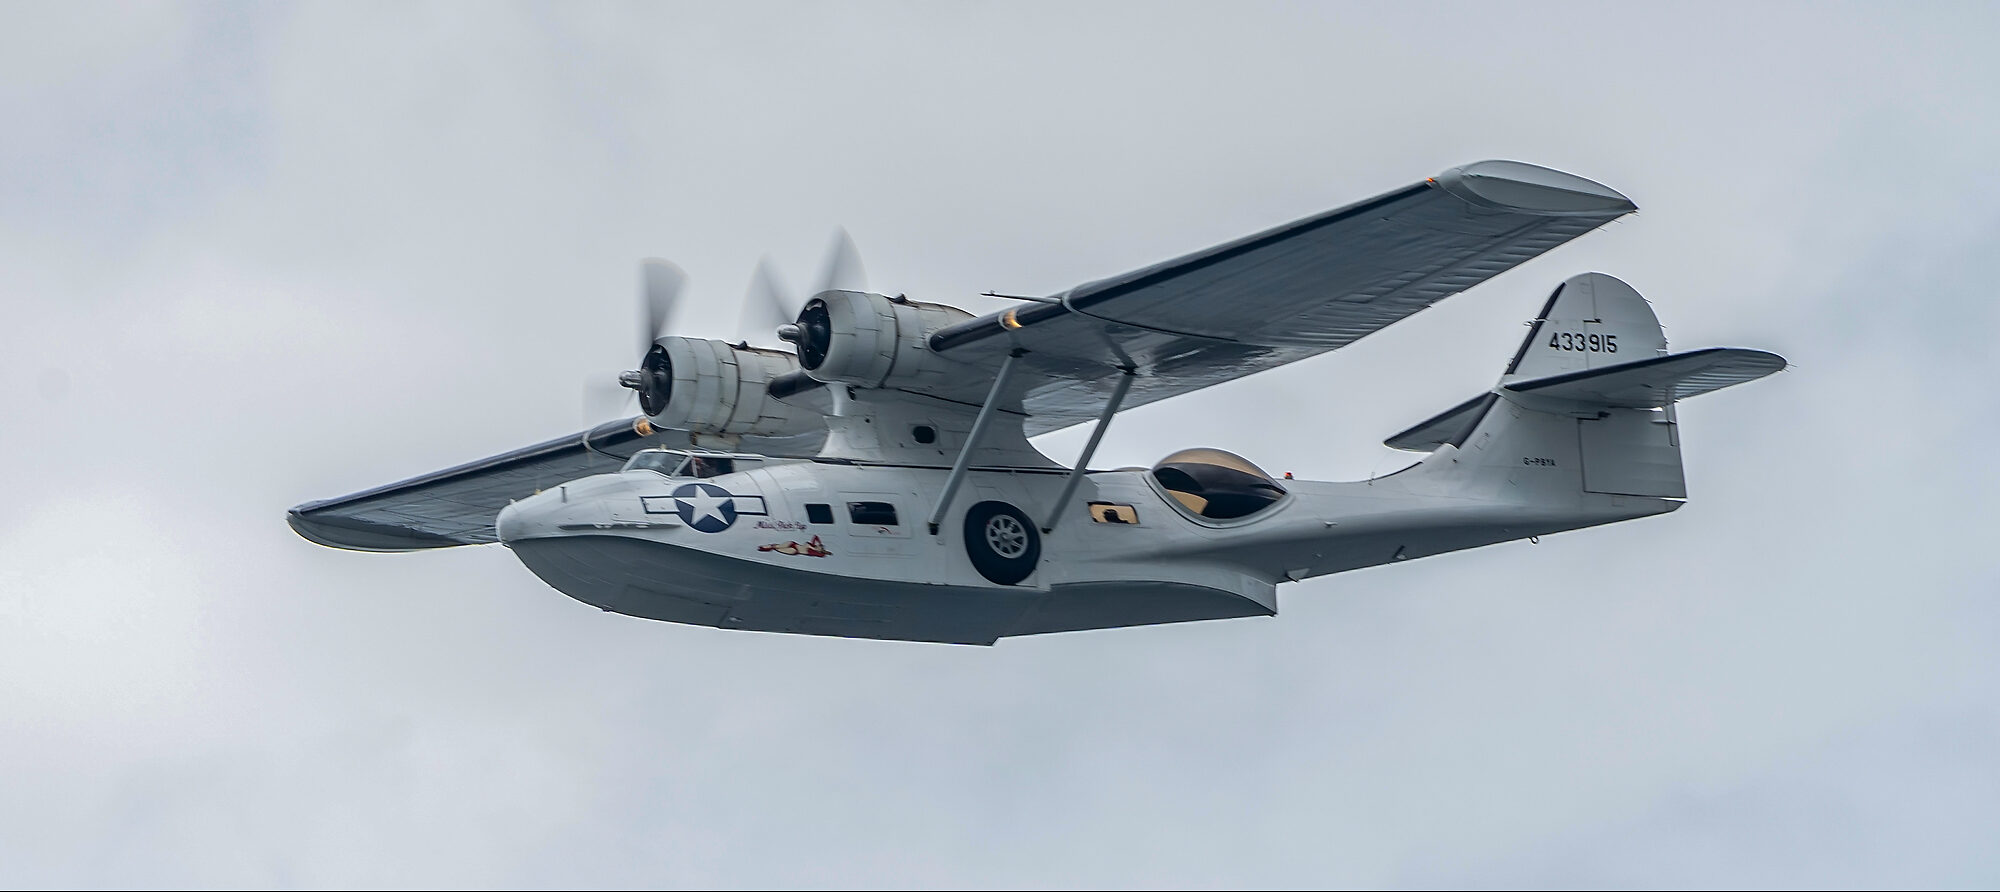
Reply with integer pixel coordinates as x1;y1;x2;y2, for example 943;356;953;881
495;476;629;544
495;497;545;545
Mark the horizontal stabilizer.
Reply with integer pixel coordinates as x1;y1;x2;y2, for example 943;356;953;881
1385;393;1499;452
1503;347;1786;408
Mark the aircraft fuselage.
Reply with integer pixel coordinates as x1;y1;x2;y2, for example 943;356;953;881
495;454;1671;645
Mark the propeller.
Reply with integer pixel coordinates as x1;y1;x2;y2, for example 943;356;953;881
774;227;868;346
582;375;635;428
814;226;867;295
583;258;686;426
586;232;866;424
638;258;687;356
736;258;797;349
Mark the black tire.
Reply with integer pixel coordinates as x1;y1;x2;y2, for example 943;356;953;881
962;500;1040;586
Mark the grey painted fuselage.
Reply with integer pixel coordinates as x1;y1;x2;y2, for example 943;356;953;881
496;399;1677;645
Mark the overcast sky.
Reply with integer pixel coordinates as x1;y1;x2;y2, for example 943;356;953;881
3;2;1997;888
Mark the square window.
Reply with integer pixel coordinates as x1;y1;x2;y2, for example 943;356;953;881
805;503;834;525
847;501;899;526
1087;502;1139;524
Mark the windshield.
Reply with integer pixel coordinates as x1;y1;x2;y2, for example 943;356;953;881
623;451;688;476
621;450;761;479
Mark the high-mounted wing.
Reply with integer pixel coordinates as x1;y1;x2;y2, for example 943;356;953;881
288;419;671;551
294;161;1631;551
922;160;1637;435
288;420;825;552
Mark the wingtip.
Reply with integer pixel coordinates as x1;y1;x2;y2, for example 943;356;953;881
1433;160;1636;216
286;507;467;553
1744;347;1789;375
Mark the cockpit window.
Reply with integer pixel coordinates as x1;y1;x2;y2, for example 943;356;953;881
1151;448;1287;520
687;456;734;478
623;451;689;477
622;450;761;479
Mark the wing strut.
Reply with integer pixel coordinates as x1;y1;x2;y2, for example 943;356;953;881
926;349;1024;535
1041;367;1135;534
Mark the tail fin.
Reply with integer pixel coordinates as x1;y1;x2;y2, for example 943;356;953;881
1388;272;1785;500
1502;272;1667;382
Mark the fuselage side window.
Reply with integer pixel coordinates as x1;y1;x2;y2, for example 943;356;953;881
1150;448;1288;520
847;501;898;526
1088;502;1139;524
805;503;835;524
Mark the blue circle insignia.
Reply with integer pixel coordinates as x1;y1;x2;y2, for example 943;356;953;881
670;482;738;533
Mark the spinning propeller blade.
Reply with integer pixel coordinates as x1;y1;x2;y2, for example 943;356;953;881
639;258;686;359
583;375;636;427
813;226;867;295
597;235;873;418
584;258;687;424
741;228;869;345
736;258;798;347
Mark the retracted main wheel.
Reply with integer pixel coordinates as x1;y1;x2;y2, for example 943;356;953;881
963;500;1040;586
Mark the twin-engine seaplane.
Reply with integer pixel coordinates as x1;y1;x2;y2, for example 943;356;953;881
289;160;1785;645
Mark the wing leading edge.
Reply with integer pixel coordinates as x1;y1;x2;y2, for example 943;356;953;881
287;419;669;552
289;421;825;552
924;160;1636;435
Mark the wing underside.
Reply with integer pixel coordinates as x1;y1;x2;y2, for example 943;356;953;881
927;160;1637;434
288;421;824;552
288;420;668;551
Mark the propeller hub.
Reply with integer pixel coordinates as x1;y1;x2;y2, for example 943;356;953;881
634;343;674;416
776;323;802;343
618;370;643;390
795;299;834;371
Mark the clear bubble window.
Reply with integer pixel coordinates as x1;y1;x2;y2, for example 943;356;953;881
1150;448;1288;520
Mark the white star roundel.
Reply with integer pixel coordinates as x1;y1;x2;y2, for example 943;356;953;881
671;483;737;533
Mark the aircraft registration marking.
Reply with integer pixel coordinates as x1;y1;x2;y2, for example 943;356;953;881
1548;331;1618;353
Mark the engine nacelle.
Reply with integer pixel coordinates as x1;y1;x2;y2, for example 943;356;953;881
632;337;824;437
792;290;975;390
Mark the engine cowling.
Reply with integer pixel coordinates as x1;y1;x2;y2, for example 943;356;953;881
791;290;975;390
631;337;823;437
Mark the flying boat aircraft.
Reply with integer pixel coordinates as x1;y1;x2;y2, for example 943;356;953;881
288;160;1785;644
